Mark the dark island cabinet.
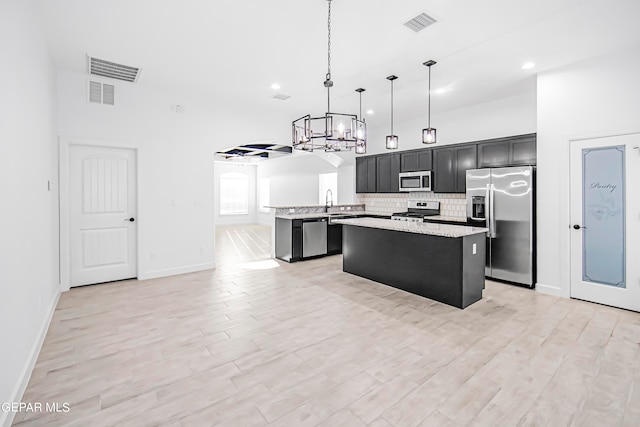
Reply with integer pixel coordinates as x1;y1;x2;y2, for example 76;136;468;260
477;134;536;168
433;144;477;193
356;156;376;193
400;149;432;172
376;153;401;193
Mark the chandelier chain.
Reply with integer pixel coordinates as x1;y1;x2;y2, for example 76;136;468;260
327;0;332;80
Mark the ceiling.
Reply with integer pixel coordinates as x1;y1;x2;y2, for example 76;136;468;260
36;0;640;143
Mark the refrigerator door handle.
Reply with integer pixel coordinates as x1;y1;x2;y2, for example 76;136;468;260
489;183;497;238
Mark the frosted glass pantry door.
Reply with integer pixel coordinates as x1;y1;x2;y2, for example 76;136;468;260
570;134;640;311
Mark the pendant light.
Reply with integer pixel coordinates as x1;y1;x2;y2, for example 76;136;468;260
422;60;437;144
355;88;367;154
291;0;366;152
385;75;398;150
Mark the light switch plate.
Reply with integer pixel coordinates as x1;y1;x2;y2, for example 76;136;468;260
473;243;477;254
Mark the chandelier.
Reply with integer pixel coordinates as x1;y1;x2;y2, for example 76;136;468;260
292;0;366;153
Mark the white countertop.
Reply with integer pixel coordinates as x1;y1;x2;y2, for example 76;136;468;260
424;215;467;223
333;217;488;238
275;211;390;220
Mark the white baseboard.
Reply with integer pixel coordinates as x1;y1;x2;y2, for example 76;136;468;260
1;286;61;427
535;282;566;298
137;262;216;281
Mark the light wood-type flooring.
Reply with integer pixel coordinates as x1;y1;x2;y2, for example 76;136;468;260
14;224;640;426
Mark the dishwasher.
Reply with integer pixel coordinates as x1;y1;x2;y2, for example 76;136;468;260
302;218;328;258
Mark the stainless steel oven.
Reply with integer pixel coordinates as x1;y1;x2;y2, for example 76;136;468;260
399;170;432;192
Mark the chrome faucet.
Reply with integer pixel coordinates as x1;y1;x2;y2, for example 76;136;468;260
325;189;333;212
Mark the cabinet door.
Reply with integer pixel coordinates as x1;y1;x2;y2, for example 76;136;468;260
510;134;536;165
356;157;376;193
400;149;432;172
366;157;377;192
477;140;509;168
376;154;400;193
356;157;367;193
433;148;455;193
455;145;477;193
400;152;419;172
417;150;433;170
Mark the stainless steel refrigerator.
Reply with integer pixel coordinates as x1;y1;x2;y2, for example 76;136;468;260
466;166;535;287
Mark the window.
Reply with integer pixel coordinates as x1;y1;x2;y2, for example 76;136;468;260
258;177;270;213
220;172;248;215
319;172;338;205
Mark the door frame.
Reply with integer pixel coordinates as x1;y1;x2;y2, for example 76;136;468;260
59;137;140;291
566;128;640;304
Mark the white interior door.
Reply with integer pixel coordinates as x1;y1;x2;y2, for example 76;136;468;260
570;133;640;311
69;145;137;286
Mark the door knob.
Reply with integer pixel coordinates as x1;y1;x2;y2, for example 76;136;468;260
572;224;586;230
125;217;135;222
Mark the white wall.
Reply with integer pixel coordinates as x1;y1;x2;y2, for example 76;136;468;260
366;91;537;154
214;162;257;226
256;153;356;224
0;1;59;425
536;46;640;297
56;68;288;280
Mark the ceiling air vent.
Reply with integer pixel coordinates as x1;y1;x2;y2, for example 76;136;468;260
403;12;437;33
88;81;115;105
272;93;291;101
88;56;141;83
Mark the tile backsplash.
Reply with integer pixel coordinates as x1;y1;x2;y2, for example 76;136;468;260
357;192;467;218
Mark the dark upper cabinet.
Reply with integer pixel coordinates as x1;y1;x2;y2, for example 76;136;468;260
376;153;401;193
433;144;477;193
433;148;455;193
356;156;377;193
400;149;432;172
477;134;537;168
510;134;537;165
477;140;509;168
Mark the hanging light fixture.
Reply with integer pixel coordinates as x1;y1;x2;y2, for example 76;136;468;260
422;60;437;144
291;0;366;152
355;88;366;154
385;75;398;150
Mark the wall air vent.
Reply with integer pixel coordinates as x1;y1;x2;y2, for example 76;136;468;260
272;93;291;101
88;56;141;83
403;12;437;33
88;80;115;105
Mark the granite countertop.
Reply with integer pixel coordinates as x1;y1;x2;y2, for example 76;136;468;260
424;215;467;223
275;211;390;220
333;217;488;238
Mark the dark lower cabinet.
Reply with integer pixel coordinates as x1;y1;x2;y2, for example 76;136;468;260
376;153;400;193
356;157;377;193
327;223;342;255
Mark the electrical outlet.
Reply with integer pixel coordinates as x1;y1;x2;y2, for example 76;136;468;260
346;206;351;210
473;243;477;255
150;252;157;260
340;206;345;211
289;208;295;213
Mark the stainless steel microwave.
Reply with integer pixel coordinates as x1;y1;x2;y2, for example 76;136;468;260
399;170;432;192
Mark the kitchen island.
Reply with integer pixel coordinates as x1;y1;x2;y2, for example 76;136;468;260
333;218;488;309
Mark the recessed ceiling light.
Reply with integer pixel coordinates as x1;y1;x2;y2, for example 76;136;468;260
271;83;281;90
522;62;535;70
366;109;374;115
